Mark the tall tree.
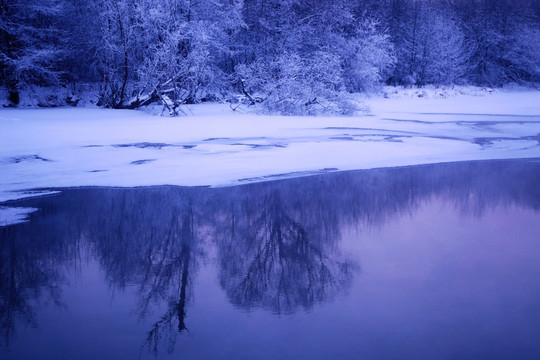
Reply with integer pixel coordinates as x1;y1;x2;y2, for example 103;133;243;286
93;0;141;107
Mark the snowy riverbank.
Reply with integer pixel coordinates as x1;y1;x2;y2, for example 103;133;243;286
1;88;539;214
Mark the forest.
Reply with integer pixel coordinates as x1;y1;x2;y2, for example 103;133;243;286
1;0;540;114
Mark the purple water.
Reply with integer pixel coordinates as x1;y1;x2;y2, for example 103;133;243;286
1;159;540;359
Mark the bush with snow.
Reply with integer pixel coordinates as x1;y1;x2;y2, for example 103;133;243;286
237;52;360;115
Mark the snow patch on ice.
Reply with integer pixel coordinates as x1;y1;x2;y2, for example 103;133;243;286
1;88;539;203
0;206;38;227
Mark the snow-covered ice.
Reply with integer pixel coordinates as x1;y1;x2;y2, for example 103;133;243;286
0;206;38;226
1;88;539;219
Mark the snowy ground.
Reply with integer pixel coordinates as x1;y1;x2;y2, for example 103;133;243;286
1;87;540;224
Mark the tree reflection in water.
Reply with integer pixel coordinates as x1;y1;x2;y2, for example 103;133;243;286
1;159;540;356
0;199;79;347
0;227;67;346
84;189;204;355
211;189;357;314
139;206;196;354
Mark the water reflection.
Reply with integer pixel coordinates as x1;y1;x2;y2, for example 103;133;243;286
211;190;356;314
88;192;202;353
1;159;540;357
0;213;74;347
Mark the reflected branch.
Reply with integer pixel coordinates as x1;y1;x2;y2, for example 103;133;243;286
216;191;358;314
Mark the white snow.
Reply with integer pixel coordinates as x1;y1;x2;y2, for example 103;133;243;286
1;88;539;224
0;206;38;226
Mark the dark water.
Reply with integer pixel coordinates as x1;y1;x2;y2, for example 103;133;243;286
2;159;540;360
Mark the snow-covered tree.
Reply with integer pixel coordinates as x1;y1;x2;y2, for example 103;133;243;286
341;18;396;92
0;0;66;105
386;1;469;86
235;0;393;114
2;0;540;107
105;0;245;111
502;23;540;83
454;0;540;85
412;6;469;85
61;0;102;83
92;0;141;108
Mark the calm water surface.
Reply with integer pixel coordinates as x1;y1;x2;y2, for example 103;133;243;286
1;160;540;359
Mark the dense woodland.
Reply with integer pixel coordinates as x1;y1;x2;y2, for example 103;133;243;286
1;0;540;114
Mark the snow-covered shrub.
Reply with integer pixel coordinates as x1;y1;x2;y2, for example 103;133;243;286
236;51;359;115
